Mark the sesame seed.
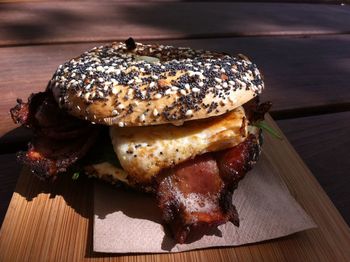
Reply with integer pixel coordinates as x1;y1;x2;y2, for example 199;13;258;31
185;109;193;117
154;93;162;99
180;89;187;96
112;87;118;95
117;104;125;109
139;114;145;122
171;86;179;91
237;79;246;88
97;66;104;72
112;110;119;115
229;96;237;103
118;122;124;127
222;82;228;88
198;82;204;87
215;85;222;89
185;83;190;90
215;77;222;83
192;87;200;93
153;108;159;116
149;82;155;88
152;75;159;80
228;80;235;86
106;67;115;74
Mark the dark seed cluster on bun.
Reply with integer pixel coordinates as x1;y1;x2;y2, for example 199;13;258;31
50;38;264;127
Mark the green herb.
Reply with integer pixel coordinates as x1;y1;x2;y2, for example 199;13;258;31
254;120;283;140
72;172;80;180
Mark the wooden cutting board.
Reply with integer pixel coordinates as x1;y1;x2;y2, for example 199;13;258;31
0;115;349;261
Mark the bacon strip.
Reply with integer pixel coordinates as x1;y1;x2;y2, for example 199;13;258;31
10;91;99;179
156;134;261;244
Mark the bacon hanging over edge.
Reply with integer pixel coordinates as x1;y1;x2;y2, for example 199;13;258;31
156;132;261;244
156;99;269;244
10;90;99;179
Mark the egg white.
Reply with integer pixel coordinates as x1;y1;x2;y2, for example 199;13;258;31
109;106;248;185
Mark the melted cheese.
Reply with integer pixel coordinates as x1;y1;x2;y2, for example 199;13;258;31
110;106;247;184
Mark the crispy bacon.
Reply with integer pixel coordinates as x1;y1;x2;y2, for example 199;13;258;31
215;133;261;188
10;90;99;179
243;97;272;123
156;134;261;244
157;154;238;243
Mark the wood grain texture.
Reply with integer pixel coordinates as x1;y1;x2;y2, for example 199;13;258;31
2;35;350;142
1;2;350;46
0;115;349;261
277;111;350;226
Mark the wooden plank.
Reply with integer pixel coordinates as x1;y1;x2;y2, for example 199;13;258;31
2;35;350;142
277;111;350;225
1;2;350;46
0;115;349;261
0;154;21;227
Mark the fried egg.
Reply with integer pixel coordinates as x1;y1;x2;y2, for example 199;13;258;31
109;106;248;185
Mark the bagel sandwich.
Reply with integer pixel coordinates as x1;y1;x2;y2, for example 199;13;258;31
10;38;271;244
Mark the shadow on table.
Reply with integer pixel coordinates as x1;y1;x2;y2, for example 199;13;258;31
1;1;350;45
0;126;31;154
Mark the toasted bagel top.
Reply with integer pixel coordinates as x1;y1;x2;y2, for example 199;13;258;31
50;38;264;126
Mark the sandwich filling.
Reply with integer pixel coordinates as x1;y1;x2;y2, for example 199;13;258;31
11;90;269;243
109;106;248;186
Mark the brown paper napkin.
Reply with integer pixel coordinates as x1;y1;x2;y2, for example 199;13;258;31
93;152;316;253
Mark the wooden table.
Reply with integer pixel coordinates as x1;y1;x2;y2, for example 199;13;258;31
0;1;350;261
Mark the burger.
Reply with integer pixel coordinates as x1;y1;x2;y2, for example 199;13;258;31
10;38;271;244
